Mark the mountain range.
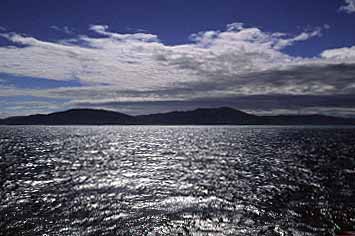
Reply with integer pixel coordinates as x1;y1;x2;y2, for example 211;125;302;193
0;107;354;125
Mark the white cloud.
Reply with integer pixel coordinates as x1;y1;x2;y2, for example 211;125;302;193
340;0;355;13
226;22;245;31
0;24;337;88
89;24;159;42
50;25;74;34
273;28;322;50
321;46;355;60
0;23;355;116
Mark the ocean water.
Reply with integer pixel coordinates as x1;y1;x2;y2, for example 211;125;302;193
0;126;354;236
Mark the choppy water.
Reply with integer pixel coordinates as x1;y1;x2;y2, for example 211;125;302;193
0;126;354;236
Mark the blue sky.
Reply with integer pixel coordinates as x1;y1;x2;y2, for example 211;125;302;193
1;0;355;117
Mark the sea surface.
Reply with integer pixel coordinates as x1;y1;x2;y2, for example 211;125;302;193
0;126;354;236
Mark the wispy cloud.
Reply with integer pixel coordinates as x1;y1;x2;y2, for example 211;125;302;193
339;0;355;13
89;24;159;42
50;25;74;34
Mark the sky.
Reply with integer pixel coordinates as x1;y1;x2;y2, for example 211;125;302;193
1;0;355;117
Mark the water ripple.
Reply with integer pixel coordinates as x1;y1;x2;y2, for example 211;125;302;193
0;126;354;235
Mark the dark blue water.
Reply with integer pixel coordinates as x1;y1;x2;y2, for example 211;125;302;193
0;126;354;235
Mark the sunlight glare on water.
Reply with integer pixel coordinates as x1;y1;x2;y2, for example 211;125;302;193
0;126;354;235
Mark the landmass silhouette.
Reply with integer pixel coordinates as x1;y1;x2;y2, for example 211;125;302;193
1;107;354;125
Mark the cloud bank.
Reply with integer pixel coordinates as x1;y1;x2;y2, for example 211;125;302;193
0;23;355;117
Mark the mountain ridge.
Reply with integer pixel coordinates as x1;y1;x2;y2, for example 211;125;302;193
0;107;354;125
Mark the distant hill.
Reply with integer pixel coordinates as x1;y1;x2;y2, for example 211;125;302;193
136;107;263;125
0;109;135;125
0;107;354;125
